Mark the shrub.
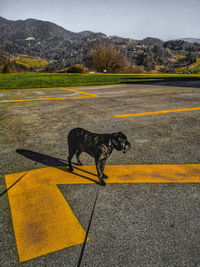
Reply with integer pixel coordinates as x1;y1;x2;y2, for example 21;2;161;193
2;64;10;73
129;65;146;74
65;64;88;73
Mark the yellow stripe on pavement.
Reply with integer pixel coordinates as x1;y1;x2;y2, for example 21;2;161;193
60;87;98;97
114;107;200;118
0;87;98;103
0;87;63;91
0;95;94;103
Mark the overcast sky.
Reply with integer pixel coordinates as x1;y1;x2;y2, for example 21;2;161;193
0;0;199;40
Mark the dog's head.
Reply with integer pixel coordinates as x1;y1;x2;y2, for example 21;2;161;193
111;132;131;153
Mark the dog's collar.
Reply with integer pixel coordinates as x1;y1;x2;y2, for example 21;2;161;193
108;139;112;146
107;139;113;153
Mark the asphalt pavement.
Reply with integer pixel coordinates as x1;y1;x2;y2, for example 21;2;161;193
0;81;200;266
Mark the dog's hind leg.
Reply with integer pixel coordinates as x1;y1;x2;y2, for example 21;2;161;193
68;145;77;172
76;150;83;166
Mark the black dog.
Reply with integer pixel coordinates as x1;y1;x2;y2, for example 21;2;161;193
67;128;131;186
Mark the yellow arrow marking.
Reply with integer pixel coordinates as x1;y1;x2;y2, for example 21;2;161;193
5;164;200;262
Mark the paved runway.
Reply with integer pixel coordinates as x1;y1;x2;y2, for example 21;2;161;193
0;81;200;266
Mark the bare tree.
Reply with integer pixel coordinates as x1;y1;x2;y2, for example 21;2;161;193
87;41;129;73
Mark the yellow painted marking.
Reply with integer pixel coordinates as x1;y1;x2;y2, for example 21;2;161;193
60;87;98;97
0;87;64;91
114;107;200;118
5;164;200;262
0;95;94;103
0;87;98;103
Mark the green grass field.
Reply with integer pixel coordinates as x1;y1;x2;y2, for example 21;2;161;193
0;73;200;90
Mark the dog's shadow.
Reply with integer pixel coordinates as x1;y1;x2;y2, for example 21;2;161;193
16;149;98;184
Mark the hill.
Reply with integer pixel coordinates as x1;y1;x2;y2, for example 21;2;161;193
140;37;163;46
180;38;200;44
0;16;200;73
0;16;107;69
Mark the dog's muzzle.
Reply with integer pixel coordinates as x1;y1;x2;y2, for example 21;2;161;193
123;142;131;153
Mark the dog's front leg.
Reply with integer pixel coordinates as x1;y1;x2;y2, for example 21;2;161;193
95;159;106;186
100;159;108;179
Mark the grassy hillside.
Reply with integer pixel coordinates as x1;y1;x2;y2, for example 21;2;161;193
0;73;200;90
176;58;200;74
192;64;200;73
14;55;49;71
190;58;200;73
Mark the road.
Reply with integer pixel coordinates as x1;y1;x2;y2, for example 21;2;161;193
0;81;200;266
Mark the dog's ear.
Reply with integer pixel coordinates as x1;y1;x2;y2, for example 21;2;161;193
112;133;120;138
113;132;125;137
111;134;119;146
112;132;124;142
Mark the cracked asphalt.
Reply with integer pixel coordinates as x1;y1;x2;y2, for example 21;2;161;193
0;81;200;266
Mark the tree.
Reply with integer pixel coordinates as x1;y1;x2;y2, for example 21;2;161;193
2;64;10;73
187;52;198;64
87;41;129;73
142;50;155;71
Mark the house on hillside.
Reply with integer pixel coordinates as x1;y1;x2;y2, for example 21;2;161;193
25;37;35;41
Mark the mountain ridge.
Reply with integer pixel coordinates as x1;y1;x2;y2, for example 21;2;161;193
0;17;200;73
179;38;200;44
1;16;200;45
